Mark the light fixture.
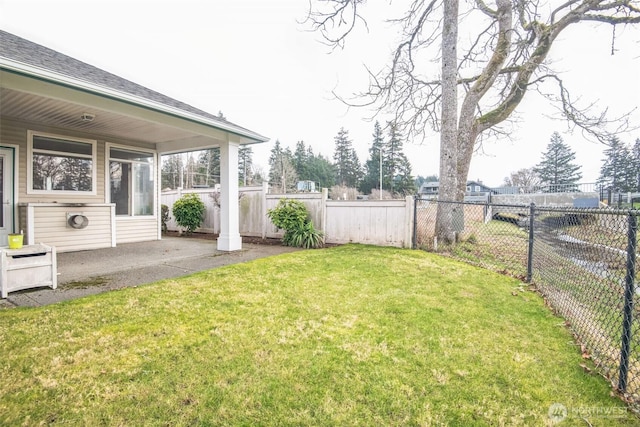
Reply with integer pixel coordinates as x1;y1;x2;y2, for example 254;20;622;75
80;113;95;122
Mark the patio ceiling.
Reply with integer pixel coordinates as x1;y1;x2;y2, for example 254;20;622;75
0;70;265;154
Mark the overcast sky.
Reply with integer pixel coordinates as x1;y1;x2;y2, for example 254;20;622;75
1;0;639;187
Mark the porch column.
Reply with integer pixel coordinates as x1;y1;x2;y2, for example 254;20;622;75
217;141;242;251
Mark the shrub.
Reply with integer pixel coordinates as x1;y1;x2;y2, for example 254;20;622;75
172;193;205;234
267;199;324;249
329;185;360;200
289;221;325;249
161;204;171;234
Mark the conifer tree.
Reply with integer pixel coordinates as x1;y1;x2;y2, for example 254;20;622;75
359;121;385;194
533;132;582;192
198;149;220;187
598;137;634;192
239;146;253;186
268;140;298;193
332;128;361;188
384;122;416;196
161;154;183;189
307;153;336;189
293;141;310;180
631;138;640;192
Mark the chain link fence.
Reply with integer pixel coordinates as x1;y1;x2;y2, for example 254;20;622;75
414;198;639;407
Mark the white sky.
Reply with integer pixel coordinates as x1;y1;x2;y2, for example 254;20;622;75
1;0;639;187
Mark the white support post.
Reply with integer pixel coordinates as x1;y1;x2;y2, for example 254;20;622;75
261;181;269;239
217;141;242;251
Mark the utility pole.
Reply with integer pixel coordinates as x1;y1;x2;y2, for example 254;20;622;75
379;147;383;200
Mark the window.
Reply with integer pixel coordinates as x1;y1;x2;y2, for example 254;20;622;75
28;132;96;193
110;147;155;216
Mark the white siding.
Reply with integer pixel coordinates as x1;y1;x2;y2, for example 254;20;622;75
116;217;158;244
22;203;114;252
2;118;162;251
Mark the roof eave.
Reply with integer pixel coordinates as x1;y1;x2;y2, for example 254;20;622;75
0;57;269;144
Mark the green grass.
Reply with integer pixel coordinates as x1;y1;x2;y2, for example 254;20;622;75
449;220;529;277
1;245;637;426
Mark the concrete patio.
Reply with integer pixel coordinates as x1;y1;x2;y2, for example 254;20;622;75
0;236;298;308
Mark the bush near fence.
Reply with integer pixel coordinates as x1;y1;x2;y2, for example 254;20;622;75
161;186;414;248
414;198;640;409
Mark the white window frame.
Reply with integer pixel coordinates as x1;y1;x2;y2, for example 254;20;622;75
27;131;97;195
106;143;157;218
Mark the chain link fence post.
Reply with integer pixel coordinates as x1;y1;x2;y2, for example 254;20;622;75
526;203;535;283
413;196;418;250
618;212;638;393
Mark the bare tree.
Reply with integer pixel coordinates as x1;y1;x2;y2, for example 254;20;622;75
306;0;640;241
503;167;541;192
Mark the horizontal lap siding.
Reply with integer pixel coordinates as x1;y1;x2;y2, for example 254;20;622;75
32;206;113;252
116;217;158;244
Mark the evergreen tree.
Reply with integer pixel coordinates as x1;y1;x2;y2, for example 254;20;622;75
184;153;198;189
631;138;640;192
332;128;361;187
384;122;416;196
268;140;298;193
359;121;385;194
306;154;336;189
293;141;310;179
161;154;184;189
239;146;253;186
197;149;220;187
598;137;634;192
533;132;582;192
268;140;284;185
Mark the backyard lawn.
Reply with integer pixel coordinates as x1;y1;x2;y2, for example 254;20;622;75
0;245;637;426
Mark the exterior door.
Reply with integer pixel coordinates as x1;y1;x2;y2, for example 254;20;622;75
0;148;15;246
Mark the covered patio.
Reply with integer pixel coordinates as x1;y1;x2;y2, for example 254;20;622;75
0;30;268;252
0;236;299;308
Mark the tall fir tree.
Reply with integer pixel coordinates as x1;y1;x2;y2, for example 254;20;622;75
161;154;183;189
268;140;298;193
268;139;284;185
631;138;640;192
598;136;634;192
533;132;582;192
293;141;309;179
198;148;220;187
332;128;361;188
384;122;416;196
307;153;336;189
359;121;385;194
239;146;254;186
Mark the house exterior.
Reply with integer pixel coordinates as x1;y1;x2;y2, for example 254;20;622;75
418;180;496;200
0;30;267;252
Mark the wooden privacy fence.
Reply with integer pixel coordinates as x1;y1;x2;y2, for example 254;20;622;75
161;184;414;248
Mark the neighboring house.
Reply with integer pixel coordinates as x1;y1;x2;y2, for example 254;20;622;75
465;180;495;195
418;180;496;199
419;181;440;196
0;30;268;252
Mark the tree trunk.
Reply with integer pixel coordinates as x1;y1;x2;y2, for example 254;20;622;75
435;0;459;245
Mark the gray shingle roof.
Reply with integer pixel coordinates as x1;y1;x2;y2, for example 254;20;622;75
0;30;265;140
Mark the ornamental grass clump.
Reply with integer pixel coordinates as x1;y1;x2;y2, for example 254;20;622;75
172;193;205;234
267;198;324;248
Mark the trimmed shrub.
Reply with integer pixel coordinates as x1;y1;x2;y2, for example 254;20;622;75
173;193;205;234
267;199;324;249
